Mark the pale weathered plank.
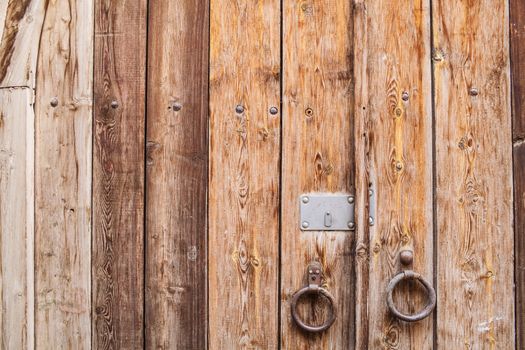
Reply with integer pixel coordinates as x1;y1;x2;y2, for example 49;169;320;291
0;1;46;348
280;0;355;348
0;0;46;88
34;0;93;347
208;0;280;347
357;1;434;349
511;0;525;347
145;0;209;348
0;88;34;350
433;0;515;347
93;0;146;348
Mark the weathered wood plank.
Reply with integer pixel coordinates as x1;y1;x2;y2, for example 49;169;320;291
0;88;34;350
0;0;46;88
355;1;434;349
208;0;280;347
433;0;515;347
145;0;209;348
34;0;93;347
93;0;146;348
353;1;370;349
280;1;354;348
511;0;525;347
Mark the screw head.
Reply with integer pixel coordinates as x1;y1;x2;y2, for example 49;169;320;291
235;105;245;114
111;100;119;109
172;102;182;111
348;196;354;204
348;222;355;230
368;217;375;226
269;106;278;115
302;196;309;204
50;97;59;107
302;221;310;229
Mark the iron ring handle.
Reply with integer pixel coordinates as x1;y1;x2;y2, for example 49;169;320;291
386;270;436;322
290;285;337;333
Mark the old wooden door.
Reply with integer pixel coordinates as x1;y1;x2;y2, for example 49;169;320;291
0;0;521;349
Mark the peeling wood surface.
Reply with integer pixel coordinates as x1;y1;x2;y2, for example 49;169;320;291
511;0;525;347
34;0;93;347
208;0;280;347
0;88;34;350
0;0;45;88
93;0;146;348
280;0;355;348
433;0;515;348
145;0;209;348
359;1;434;349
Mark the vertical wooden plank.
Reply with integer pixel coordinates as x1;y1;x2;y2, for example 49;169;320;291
146;1;209;348
93;0;146;348
35;0;93;347
433;0;515;348
0;2;46;348
353;1;370;349
208;0;280;347
511;0;525;347
280;0;354;348
0;88;34;349
355;1;433;349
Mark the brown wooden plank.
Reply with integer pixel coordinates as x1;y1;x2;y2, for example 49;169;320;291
93;0;146;348
34;0;93;347
433;0;515;347
511;0;525;347
145;0;209;348
354;1;434;348
208;0;280;347
353;1;370;349
280;1;355;348
0;88;34;349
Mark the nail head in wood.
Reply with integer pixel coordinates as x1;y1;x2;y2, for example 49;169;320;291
235;105;245;114
50;97;59;107
399;250;414;265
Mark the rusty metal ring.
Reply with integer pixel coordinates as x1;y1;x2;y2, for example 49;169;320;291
386;270;436;322
291;285;337;333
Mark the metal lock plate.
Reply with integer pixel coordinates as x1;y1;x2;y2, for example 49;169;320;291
299;193;355;231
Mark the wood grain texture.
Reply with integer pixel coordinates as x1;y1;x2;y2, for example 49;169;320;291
208;0;280;347
356;1;434;349
0;0;46;88
433;0;515;348
511;0;525;347
0;88;35;350
352;1;370;349
280;1;354;348
34;0;93;348
146;1;209;348
93;0;146;348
